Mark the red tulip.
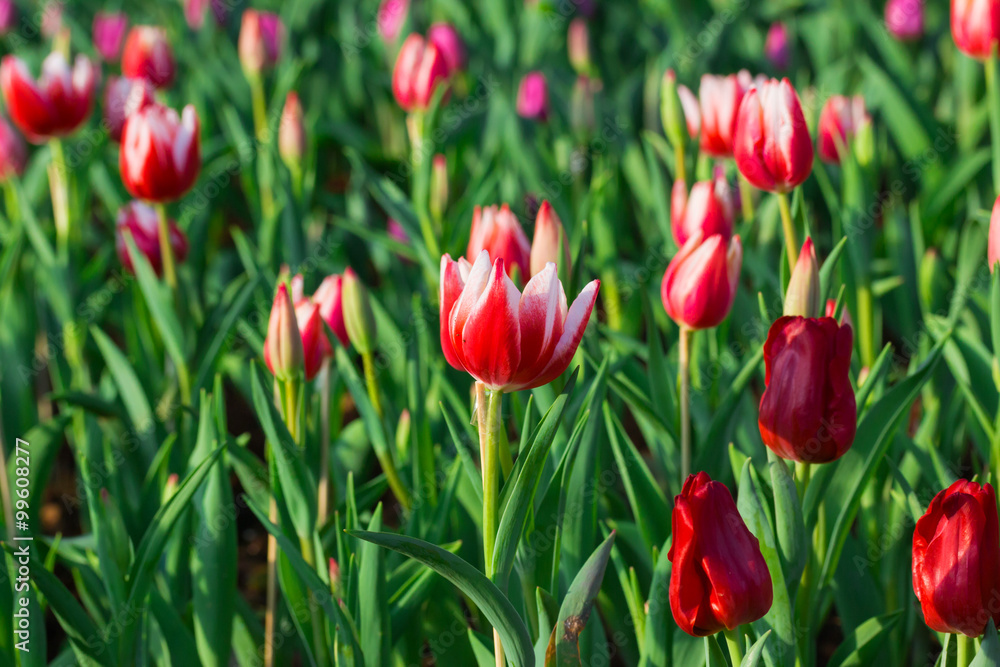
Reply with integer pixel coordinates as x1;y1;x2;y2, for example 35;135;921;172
913;479;1000;637
758;316;856;463
120;103;200;202
668;472;773;637
676;80;700;139
0;53;98;142
661;232;742;330
989;194;1000;272
764;22;790;70
670;178;734;247
427;22;466;74
439;252;599;391
115;201;189;277
377;0;409;43
392;34;449;112
516;71;549;122
292;299;326;381
291;272;350;351
0;116;26;181
530;201;571;277
466;204;531;281
103;76;155;143
886;0;924;41
952;0;1000;59
264;283;303;382
121;26;175;89
734;78;814;192
279;91;306;169
818;95;869;164
93;12;128;62
239;10;284;74
697;73;749;157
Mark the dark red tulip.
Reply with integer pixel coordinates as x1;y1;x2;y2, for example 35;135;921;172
0;53;98;142
913;479;1000;637
115;201;188;277
121;26;175;89
758;316;856;463
668;472;773;637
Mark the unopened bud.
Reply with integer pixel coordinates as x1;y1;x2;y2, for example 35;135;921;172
784;237;820;317
342;268;377;355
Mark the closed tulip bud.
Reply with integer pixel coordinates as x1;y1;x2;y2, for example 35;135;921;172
467;204;531;280
913;480;1000;637
0;116;26;182
661;232;742;331
115;201;189;277
818;95;869;164
120;103;200;202
93;12;128;62
764;22;790;70
886;0;924;41
919;249;949;313
0;1;16;35
952;0;1000;60
329;558;342;595
309;273;350;348
239;10;284;75
516;71;549;122
1;53;98;142
279;92;306;171
440;252;600;391
568;18;590;74
184;0;210;30
122;26;175;89
989;195;1000;272
530;201;571;277
668;472;773;637
660;70;687;149
697;73;749;158
377;0;409;43
759;316;856;463
427;22;466;74
104;76;155;143
342;269;377;355
293;299;326;381
430;154;448;219
264;283;303;381
854;114;874;167
671;179;734;248
392;34;449;112
734;78;813;192
784;237;820;316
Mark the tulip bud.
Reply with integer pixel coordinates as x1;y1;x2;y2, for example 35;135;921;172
886;0;924;41
41;2;62;39
661;232;742;331
0;116;26;182
93;12;128;62
0;1;16;35
734;78;813;192
392;34;449;112
919;248;949;314
759;316;856;463
120;103;201;202
183;0;210;30
568;19;590;74
427;23;466;75
467;204;531;280
989;195;1000;273
784;237;820;317
1;53;98;142
104;76;155;143
239;10;284;75
329;558;342;596
115;201;189;277
279;92;306;173
430;154;448;220
311;274;350;348
122;26;175;89
294;299;326;381
764;22;790;70
697;73;749;158
264;283;303;381
913;479;1000;637
342;269;377;355
818;95;870;164
951;0;1000;60
671;179;734;247
164;473;180;500
530;201;571;277
516;71;549;122
377;0;409;43
660;70;687;149
668;472;773;637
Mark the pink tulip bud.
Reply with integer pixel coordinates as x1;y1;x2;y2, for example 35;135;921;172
661;232;742;330
427;22;466;74
516;71;549;122
0;1;16;35
41;2;62;39
467;204;532;281
0;116;26;182
764;22;790;70
377;0;409;43
886;0;923;41
734;78;814;193
239;10;284;75
93;12;128;62
279;92;306;170
952;0;1000;60
784;237;820;317
115;201;189;277
392;34;449;112
530;201;571;277
818;95;869;164
568;19;590;74
184;0;210;30
264;283;303;382
990;195;1000;273
103;76;156;143
122;26;175;89
329;558;341;592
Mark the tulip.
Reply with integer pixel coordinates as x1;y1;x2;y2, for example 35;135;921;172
661;232;742;331
0;53;98;142
279;92;306;172
783;237;819;317
115;201;189;277
516;71;549;122
913;479;1000;637
388;219;410;246
427;23;466;75
120;103;201;202
697;73;748;158
239;10;284;75
758;316;856;463
530;201;571;277
818;95;869;164
668;471;773;637
568;18;590;74
989;195;1000;272
121;26;175;89
292;299;326;381
293;272;350;350
671;178;734;247
677;82;701;139
764;22;790;70
886;0;924;41
377;0;409;43
392;34;449;112
952;0;1000;60
184;0;210;30
0;116;26;182
734;78;814;192
93;12;128;62
440;252;600;391
0;1;16;35
342;268;377;356
264;283;303;382
103;76;155;143
40;1;61;38
467;204;532;281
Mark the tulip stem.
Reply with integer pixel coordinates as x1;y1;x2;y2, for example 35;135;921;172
48;138;71;260
956;634;974;667
249;73;276;224
363;351;412;510
738;172;755;222
679;326;692;482
723;628;744;666
674;142;686;183
776;191;798;271
986;50;1000;193
318;359;333;527
154;203;178;292
479;384;506;667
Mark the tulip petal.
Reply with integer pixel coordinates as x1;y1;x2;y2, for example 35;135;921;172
459;259;522;389
439;254;468;371
449;250;492;370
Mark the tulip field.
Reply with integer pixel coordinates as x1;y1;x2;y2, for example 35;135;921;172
7;0;1000;665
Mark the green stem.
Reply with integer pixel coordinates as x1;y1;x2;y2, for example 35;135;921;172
249;74;276;222
363;352;411;510
679;326;692;483
723;627;744;666
986;52;1000;193
776;191;798;271
318;359;333;527
300;537;331;666
738;172;755;223
362;351;383;419
48;138;71;259
857;282;875;368
154;203;178;292
956;633;974;667
480;384;505;666
674;142;686;182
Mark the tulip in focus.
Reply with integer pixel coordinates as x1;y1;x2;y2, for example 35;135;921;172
467;204;531;281
427;23;466;75
989;194;1000;272
913;479;1000;637
661;232;742;331
0;116;25;181
530;201;571;277
279;92;306;172
377;0;409;43
668;472;773;637
440;251;600;391
764;22;790;70
951;0;1000;60
886;0;924;41
758;316;856;463
120;103;201;202
671;178;734;247
115;201;189;277
734;78;814;192
696;73;749;157
264;284;304;382
516;71;549;122
122;26;175;89
818;95;869;164
568;18;590;74
104;77;155;143
783;237;820;317
93;12;128;62
239;10;284;75
392;34;449;112
0;0;15;35
0;53;98;142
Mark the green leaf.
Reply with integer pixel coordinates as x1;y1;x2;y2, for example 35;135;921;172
358;505;390;666
91;326;155;446
639;537;672;667
550;531;616;666
971;619;1000;667
769;456;806;590
193;273;264;392
741;630;773;667
827;611;902;667
818;236;848;306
